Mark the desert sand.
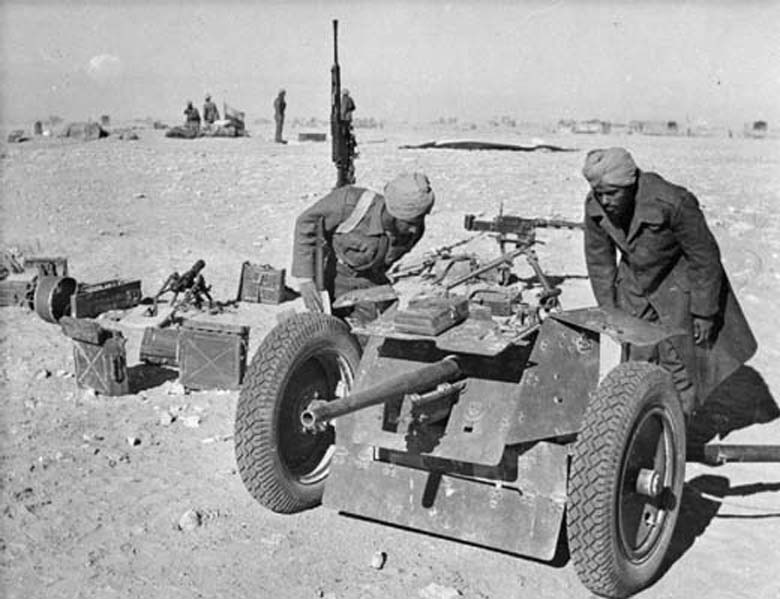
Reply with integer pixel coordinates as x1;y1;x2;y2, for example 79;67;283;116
1;124;779;599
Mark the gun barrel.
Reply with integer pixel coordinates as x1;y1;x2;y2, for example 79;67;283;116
532;218;584;230
300;356;462;430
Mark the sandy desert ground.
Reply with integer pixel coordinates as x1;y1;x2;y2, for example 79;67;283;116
1;123;779;599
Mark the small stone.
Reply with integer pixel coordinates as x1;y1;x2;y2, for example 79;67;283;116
166;381;186;396
83;388;98;400
181;415;201;428
35;369;51;380
370;551;387;570
419;583;462;599
158;412;175;427
134;192;146;198
126;436;141;447
178;509;201;531
55;369;73;378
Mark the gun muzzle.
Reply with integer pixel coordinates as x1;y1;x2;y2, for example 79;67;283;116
300;356;463;431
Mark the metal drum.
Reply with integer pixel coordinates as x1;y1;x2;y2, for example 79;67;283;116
34;275;77;323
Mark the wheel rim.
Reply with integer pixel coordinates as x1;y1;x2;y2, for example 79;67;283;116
277;348;354;485
617;404;680;563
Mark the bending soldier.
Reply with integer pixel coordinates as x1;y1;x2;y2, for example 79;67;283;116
292;172;435;321
581;147;756;415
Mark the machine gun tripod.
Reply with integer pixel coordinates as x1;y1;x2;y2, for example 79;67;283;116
145;259;214;317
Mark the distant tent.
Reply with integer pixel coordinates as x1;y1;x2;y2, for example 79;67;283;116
399;140;577;152
224;103;246;130
60;121;109;141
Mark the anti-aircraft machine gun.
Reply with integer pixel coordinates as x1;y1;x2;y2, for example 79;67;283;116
234;202;776;598
331;19;356;188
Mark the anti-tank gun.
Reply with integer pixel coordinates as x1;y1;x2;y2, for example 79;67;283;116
234;208;772;599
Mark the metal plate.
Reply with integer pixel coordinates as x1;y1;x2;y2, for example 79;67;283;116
506;317;600;443
552;306;685;347
323;440;568;560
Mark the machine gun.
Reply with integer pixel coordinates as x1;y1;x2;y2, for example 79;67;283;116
146;259;213;317
462;212;584;307
464;212;583;254
331;19;356;188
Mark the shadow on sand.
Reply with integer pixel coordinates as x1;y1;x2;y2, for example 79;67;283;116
657;365;780;579
687;364;780;450
127;363;178;393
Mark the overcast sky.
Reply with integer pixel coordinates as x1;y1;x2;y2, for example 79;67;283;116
1;0;778;126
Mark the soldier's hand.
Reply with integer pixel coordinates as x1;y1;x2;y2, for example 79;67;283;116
693;316;714;345
299;279;324;313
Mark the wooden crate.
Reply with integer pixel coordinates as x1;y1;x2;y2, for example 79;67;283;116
236;262;285;304
70;279;142;318
66;319;129;396
178;320;249;390
140;327;180;367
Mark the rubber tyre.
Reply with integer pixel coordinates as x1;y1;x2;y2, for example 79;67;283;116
567;361;686;598
234;313;361;513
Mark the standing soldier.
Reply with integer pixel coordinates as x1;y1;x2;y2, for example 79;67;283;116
183;101;201;132
203;94;220;125
581;147;756;416
340;89;355;122
273;89;287;143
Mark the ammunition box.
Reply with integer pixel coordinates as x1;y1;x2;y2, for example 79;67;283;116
70;279;142;318
469;287;523;317
140;327;180;367
69;322;130;396
60;316;109;345
0;275;35;308
237;262;286;304
394;296;469;336
24;256;68;277
178;320;249;390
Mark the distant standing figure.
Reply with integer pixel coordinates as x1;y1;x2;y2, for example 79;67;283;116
340;89;355;122
203;94;220;124
274;89;287;143
184;101;201;132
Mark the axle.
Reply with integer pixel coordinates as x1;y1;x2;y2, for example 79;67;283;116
702;444;780;465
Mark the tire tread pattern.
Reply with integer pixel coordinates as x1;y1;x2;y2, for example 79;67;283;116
234;313;359;514
568;361;682;599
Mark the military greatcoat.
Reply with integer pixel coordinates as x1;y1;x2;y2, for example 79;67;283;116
584;171;756;404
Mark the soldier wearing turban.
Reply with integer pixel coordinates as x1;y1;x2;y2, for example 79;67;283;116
582;147;756;415
292;172;435;319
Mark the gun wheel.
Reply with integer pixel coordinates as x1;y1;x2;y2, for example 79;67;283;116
568;361;686;598
235;313;361;513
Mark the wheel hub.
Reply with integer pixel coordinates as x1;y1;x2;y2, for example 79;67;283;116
635;468;662;498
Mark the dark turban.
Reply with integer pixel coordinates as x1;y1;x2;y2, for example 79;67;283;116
582;147;638;188
384;172;435;221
